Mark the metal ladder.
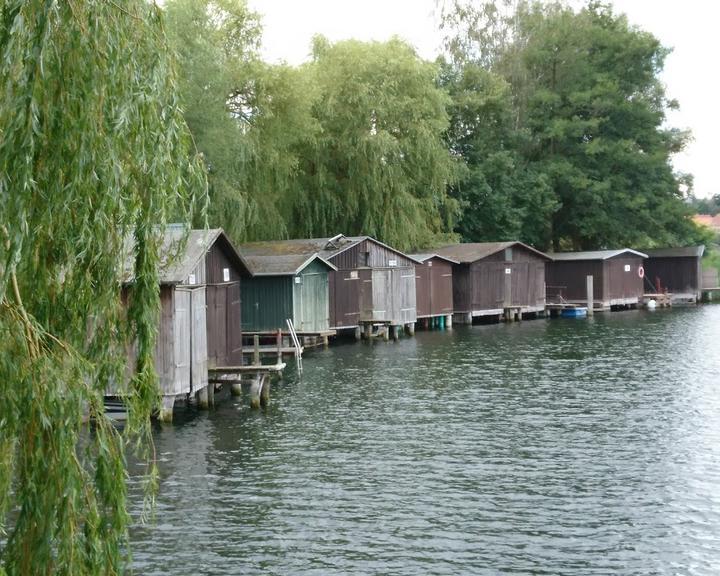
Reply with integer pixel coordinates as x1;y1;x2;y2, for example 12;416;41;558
285;318;303;373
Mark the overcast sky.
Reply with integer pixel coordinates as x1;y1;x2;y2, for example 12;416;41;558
247;0;718;199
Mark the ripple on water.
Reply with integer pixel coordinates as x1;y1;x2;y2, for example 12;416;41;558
129;307;720;575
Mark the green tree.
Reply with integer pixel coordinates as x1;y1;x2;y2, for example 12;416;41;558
439;1;706;250
164;0;263;241
0;2;205;573
291;37;459;251
441;60;556;245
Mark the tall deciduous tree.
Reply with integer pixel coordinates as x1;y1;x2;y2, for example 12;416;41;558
0;2;205;573
292;37;459;251
164;0;263;241
439;0;706;250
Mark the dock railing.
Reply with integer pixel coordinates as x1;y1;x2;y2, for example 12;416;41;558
285;318;303;373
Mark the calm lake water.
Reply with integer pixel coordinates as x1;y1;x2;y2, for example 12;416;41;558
130;306;720;575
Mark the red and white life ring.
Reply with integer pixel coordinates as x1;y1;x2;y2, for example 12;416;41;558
638;266;645;279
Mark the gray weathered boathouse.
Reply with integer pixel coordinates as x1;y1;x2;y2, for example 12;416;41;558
322;235;418;339
642;246;705;303
409;253;456;327
546;249;647;310
435;242;549;323
121;227;251;420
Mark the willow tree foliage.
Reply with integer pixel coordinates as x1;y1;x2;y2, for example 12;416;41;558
164;0;265;241
0;2;205;574
289;37;459;251
440;0;706;250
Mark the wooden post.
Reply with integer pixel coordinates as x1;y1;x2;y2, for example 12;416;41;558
196;384;213;410
586;275;594;316
464;312;472;325
383;325;390;341
158;396;175;423
354;326;362;341
406;322;415;336
230;382;243;396
276;329;282;364
260;375;270;407
253;334;260;366
445;314;453;329
364;323;372;340
249;374;262;409
323;334;329;348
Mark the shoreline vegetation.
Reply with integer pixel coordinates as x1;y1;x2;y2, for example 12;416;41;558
0;1;717;574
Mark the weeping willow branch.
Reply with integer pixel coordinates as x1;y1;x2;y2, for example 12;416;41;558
0;1;207;573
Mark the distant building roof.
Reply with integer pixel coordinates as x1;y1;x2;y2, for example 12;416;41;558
123;226;249;284
550;248;648;261
409;253;460;265
434;241;550;263
693;214;720;230
238;240;337;276
642;246;705;258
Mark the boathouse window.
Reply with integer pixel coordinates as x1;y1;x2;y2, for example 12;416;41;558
504;248;513;261
360;250;370;266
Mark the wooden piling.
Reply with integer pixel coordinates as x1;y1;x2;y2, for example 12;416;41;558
406;322;415;336
445;314;453;329
354;326;362;341
276;329;282;364
158;396;175;423
230;382;243;396
364;323;372;340
260;375;270;407
249;374;262;409
197;384;214;410
586;275;594;317
253;334;260;365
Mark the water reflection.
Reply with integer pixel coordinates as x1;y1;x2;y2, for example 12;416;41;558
130;307;720;575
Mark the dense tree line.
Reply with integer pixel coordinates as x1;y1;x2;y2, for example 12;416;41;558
165;0;708;252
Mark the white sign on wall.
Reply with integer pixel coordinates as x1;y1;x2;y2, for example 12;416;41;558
350;270;359;279
223;267;230;282
388;259;397;267
624;264;631;272
188;274;196;285
505;268;511;275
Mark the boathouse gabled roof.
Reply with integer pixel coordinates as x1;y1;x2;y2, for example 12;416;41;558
409;253;460;265
238;240;337;276
641;246;705;258
319;235;423;264
434;241;551;263
122;226;250;285
550;248;648;261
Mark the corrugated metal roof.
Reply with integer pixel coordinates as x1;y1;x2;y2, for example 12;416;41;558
434;241;550;263
239;240;337;275
550;248;648;261
642;246;705;258
409;253;460;265
123;226;249;284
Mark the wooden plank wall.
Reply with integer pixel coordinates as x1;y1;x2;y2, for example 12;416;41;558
329;269;361;329
605;257;644;300
643;256;701;295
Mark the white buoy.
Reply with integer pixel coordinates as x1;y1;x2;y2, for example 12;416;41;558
646;299;657;310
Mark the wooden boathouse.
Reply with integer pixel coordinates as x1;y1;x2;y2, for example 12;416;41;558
546;249;647;310
641;246;705;304
253;235;420;339
121;227;253;420
434;242;550;323
322;235;419;339
238;241;336;335
409;253;456;328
